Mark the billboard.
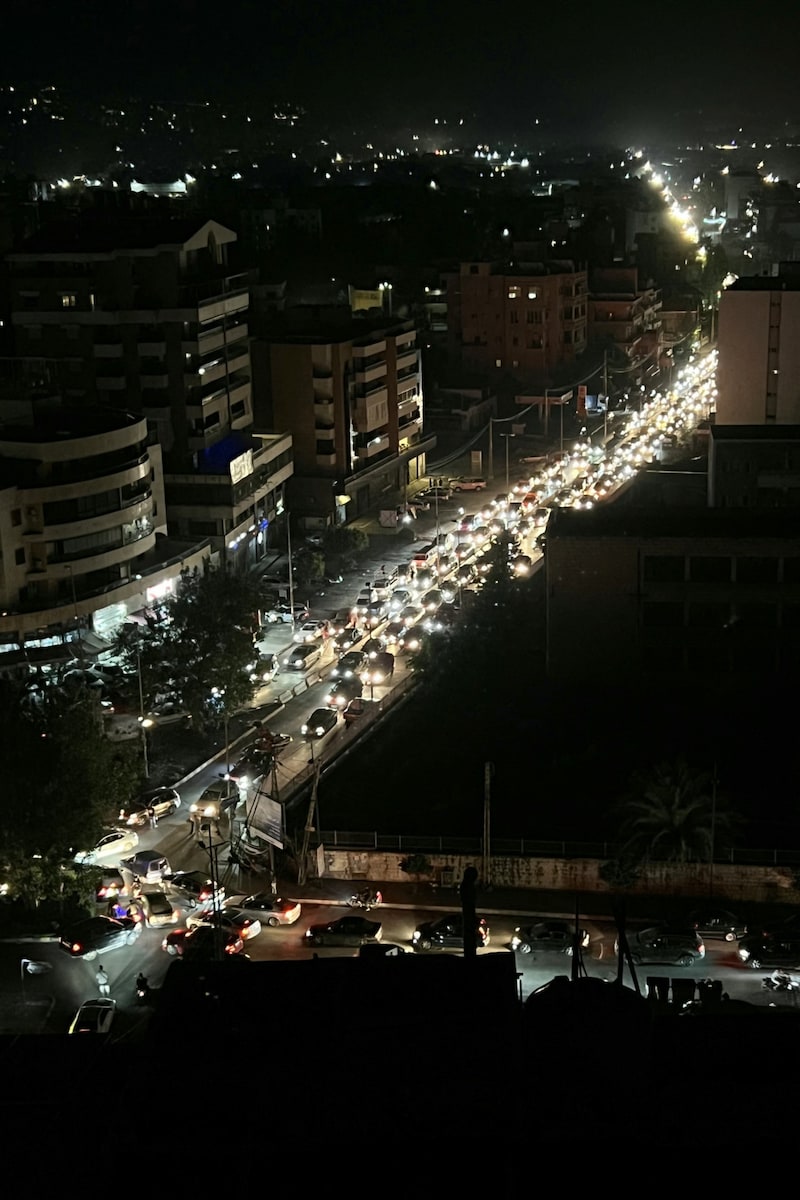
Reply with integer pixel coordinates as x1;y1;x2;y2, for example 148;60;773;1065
254;785;284;849
230;449;254;484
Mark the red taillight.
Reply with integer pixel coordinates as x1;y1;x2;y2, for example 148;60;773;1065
98;887;108;898
71;943;82;954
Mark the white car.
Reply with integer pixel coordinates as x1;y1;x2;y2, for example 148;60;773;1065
73;828;139;866
225;893;302;927
69;998;116;1035
292;620;328;644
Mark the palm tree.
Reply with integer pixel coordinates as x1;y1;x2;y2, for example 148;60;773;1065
615;759;734;865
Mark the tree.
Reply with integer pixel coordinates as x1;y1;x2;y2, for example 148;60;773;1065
323;526;368;561
0;681;140;909
400;853;433;880
294;550;325;588
613;759;736;866
115;567;261;731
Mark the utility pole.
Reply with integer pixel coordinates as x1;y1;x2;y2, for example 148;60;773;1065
286;512;295;637
298;760;321;886
543;387;549;439
460;865;479;963
603;350;610;440
482;762;493;888
487;418;494;481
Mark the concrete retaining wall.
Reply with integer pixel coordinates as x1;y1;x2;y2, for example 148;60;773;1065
318;847;800;905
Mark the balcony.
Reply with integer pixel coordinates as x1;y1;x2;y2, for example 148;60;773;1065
93;343;123;358
192;320;248;355
354;360;387;384
397;366;419;385
140;371;169;388
96;375;127;390
316;451;337;467
353;338;386;357
138;340;166;356
396;348;417;371
312;365;333;379
398;395;419;417
355;434;390;460
228;378;251;408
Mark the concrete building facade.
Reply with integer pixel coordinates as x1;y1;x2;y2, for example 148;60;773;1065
717;270;800;425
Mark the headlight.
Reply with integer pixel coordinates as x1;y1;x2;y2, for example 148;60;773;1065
301;724;309;735
412;930;421;942
510;935;521;949
738;948;749;961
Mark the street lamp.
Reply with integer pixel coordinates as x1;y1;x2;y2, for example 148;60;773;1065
136;650;152;778
286;511;296;637
378;281;393;317
500;433;516;491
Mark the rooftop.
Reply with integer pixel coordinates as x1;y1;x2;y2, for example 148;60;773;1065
710;424;800;442
9;215;236;257
548;505;800;540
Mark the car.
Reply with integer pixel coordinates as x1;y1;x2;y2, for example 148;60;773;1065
364;600;389;628
622;926;705;967
162;927;245;959
388;589;411;613
416;486;453;502
686;908;747;942
292;619;328;644
362;650;395;683
510;920;590;955
381;618;409;648
166;871;225;910
186;907;262;940
117;787;181;828
126;890;181;928
264;603;310;624
406;495;431;513
247;650;280;684
301;707;339;738
419;589;443;612
68;998;117;1035
225;749;270;791
330;649;368;680
448;476;486;492
90;867;129;903
456;563;477;586
737;936;800;969
225;893;302;927
512;554;533;576
305;915;382;947
343;697;378;725
361;637;384;659
283;643;322;671
73;828;140;866
332;625;361;653
399;604;423;626
412;914;490;952
60;916;143;960
325;677;364;709
190;779;240;820
146;700;192;729
120;852;172;886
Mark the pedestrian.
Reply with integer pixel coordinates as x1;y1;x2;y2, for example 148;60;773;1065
186;814;196;838
149;809;158;830
95;964;110;997
380;564;386;576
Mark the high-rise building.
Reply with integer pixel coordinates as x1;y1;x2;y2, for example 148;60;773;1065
7;213;293;570
0;394;210;671
444;260;588;380
262;319;434;526
717;268;800;425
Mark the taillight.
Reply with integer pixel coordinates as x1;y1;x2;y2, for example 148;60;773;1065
71;943;82;954
98;887;108;898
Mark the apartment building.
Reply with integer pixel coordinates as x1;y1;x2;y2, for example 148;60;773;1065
263;319;434;525
717;268;800;425
546;506;800;682
6;214;292;568
445;260;588;379
587;266;663;367
0;399;210;671
708;425;800;508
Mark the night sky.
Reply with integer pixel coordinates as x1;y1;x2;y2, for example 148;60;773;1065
5;1;800;141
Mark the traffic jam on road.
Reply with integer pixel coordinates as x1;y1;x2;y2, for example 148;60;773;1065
8;351;742;1034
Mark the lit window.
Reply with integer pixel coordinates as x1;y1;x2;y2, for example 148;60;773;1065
61;293;77;309
527;289;538;300
507;286;521;300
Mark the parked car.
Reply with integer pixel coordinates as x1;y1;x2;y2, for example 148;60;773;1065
68;999;117;1035
343;697;378;725
325;677;364;709
283;643;322;671
448;476;486;492
301;707;339;739
146;699;192;729
412;914;490;952
305;915;382;947
264;603;309;624
166;871;225;910
60;916;142;960
737;936;800;969
73;828;140;867
117;787;181;828
126;890;180;928
510;920;590;955
686;907;747;942
622;926;705;967
225;894;302;927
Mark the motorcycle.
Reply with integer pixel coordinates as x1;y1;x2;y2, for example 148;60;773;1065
347;889;383;911
763;970;800;993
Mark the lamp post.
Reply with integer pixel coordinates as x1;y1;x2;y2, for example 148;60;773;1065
379;281;393;317
501;433;516;491
136;651;152;778
286;511;296;637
